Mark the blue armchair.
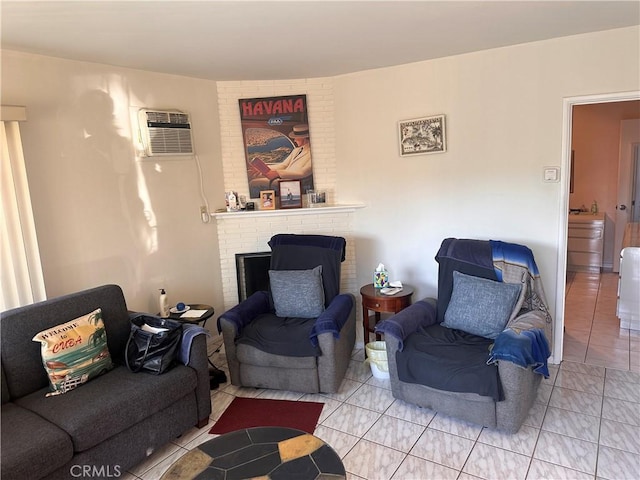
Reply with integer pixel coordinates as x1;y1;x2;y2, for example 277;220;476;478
376;238;552;433
218;234;356;393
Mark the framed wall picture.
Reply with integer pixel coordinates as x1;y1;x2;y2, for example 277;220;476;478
279;180;302;209
398;114;446;156
239;95;315;199
259;190;276;210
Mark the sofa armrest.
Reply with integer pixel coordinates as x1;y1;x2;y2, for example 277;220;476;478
216;291;271;335
375;298;438;350
186;334;212;427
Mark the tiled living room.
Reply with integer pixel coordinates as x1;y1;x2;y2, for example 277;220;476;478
124;268;640;480
2;2;640;480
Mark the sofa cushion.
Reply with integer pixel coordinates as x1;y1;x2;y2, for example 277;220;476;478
32;308;113;396
14;364;197;452
1;403;73;480
443;271;522;339
269;266;325;318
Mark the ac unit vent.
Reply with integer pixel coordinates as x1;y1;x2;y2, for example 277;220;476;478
139;109;194;156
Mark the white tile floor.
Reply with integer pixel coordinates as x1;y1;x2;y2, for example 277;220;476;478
125;273;640;479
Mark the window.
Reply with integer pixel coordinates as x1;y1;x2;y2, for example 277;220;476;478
1;106;46;309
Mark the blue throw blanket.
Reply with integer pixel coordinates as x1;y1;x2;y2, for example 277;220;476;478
490;240;540;281
178;324;210;366
490;239;553;339
488;327;550;377
309;294;353;346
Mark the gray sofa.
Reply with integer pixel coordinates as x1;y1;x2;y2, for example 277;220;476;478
1;285;211;480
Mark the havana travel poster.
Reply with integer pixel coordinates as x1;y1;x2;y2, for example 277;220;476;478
239;94;315;199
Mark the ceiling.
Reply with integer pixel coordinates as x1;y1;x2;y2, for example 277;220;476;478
2;1;639;81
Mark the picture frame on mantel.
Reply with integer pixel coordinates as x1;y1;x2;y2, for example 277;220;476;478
398;114;446;156
279;180;302;209
260;190;275;210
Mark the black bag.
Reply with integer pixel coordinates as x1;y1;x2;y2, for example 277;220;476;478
125;315;183;374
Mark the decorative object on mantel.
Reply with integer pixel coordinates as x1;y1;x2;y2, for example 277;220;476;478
259;189;275;210
239;94;315;199
398;114;446;156
225;191;240;212
307;189;327;207
279;180;302;209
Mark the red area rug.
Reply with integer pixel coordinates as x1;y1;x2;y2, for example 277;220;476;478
209;397;324;435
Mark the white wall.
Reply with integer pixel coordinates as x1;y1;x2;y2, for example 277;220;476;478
333;27;640;358
1;51;226;313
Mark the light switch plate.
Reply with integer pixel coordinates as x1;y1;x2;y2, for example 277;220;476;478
543;166;560;182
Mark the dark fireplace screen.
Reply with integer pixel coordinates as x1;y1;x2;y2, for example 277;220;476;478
235;252;272;302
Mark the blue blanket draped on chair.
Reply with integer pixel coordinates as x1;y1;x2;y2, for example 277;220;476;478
488;327;550;377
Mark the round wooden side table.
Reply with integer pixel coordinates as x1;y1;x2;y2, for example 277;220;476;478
360;284;414;345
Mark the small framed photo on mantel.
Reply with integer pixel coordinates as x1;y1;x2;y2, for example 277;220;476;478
399;114;446;156
260;190;275;210
279;180;302;209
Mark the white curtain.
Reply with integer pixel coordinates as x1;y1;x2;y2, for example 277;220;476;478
1;106;46;310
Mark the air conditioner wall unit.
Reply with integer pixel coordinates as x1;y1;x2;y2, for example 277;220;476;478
138;109;194;156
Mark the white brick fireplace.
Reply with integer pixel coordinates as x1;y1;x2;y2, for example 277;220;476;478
214;206;361;311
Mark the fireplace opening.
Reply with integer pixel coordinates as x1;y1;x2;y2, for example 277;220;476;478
235;252;272;302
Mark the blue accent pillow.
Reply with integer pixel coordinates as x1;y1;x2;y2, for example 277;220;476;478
443;271;522;339
269;265;325;318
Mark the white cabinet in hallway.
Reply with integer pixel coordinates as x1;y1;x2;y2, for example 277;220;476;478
567;213;605;273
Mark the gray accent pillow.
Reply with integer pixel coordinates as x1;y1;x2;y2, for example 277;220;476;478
443;271;522;339
269;265;325;318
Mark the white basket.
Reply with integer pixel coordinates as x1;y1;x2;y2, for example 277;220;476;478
369;361;390;379
365;341;389;379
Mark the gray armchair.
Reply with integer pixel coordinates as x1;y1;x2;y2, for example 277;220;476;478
218;234;356;393
376;238;553;433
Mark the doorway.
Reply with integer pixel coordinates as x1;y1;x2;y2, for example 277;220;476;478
555;91;640;365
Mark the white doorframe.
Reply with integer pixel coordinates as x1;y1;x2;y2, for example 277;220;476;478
554;90;640;364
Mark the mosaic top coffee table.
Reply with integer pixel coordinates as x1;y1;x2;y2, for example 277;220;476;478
161;426;345;480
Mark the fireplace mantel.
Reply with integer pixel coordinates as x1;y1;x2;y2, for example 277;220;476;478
212;204;364;220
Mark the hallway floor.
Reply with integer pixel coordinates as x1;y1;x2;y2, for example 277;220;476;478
563;271;639;372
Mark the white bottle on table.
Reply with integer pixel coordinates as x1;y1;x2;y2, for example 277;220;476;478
159;288;169;317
